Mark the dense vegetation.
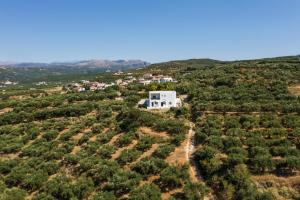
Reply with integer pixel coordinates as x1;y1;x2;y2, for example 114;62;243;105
174;56;300;199
0;84;203;199
0;55;299;199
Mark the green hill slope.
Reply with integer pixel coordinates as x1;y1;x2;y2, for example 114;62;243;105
0;55;299;200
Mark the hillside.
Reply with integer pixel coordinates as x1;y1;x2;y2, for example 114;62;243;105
0;59;149;84
0;56;299;200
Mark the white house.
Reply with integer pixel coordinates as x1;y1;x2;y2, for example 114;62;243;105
138;78;152;85
143;73;153;79
160;77;173;83
146;91;181;109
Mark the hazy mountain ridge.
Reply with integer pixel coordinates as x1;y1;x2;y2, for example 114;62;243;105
0;59;150;84
1;59;150;69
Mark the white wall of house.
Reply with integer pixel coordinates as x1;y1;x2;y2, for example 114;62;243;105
147;91;177;109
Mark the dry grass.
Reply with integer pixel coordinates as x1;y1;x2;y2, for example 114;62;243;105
71;146;81;155
45;86;63;94
139;175;160;186
111;140;138;160
72;132;84;141
108;134;122;145
161;188;183;200
0;153;19;160
251;175;300;200
0;107;13;115
166;138;188;166
57;128;70;139
9;95;28;100
189;162;198;183
26;191;37;200
88;135;97;142
251;175;300;188
288;84;300;96
139;127;169;138
71;128;91;141
131;143;159;166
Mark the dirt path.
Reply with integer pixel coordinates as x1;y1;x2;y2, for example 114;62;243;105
187;122;216;200
187;122;197;182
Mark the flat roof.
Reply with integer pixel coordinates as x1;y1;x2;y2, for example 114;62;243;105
149;91;176;93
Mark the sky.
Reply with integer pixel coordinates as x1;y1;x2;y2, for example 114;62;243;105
0;0;299;63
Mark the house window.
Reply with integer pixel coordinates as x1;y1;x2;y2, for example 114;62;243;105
169;102;172;105
151;94;160;100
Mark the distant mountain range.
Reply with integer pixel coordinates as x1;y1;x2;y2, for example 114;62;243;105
1;59;150;69
0;59;150;84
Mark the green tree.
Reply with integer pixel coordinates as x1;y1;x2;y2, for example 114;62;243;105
92;191;116;200
22;170;48;191
159;165;188;189
0;187;27;200
183;182;208;200
128;183;161;200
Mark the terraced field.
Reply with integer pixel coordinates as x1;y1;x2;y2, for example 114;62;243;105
0;88;206;200
183;57;300;200
193;113;300;199
1;56;300;200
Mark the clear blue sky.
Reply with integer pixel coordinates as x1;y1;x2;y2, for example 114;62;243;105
0;0;299;63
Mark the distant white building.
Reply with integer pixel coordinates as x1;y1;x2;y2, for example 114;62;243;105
3;80;18;85
146;91;181;109
81;80;90;84
143;73;153;79
113;70;124;75
138;78;151;85
78;87;86;92
160;77;173;83
4;81;13;85
36;81;47;86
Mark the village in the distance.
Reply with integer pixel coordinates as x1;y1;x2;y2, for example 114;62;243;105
63;71;176;92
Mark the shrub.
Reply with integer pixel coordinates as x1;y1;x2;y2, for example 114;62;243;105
128;183;161;200
92;191;116;200
0;159;19;174
97;145;116;159
117;149;141;166
152;144;176;159
159;165;189;189
22;170;48;191
104;171;141;196
0;187;27;200
183;182;208;200
42;130;59;141
135;135;154;151
115;132;137;147
42;175;74;200
131;157;167;177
